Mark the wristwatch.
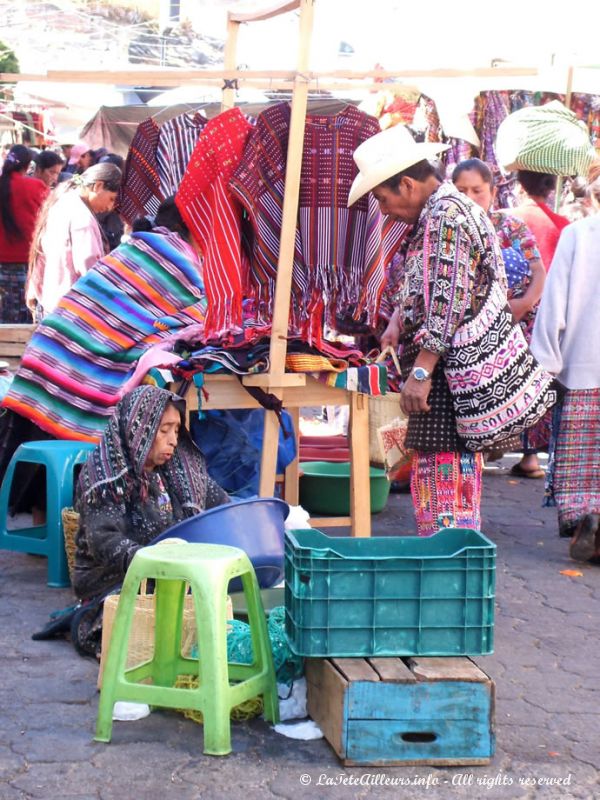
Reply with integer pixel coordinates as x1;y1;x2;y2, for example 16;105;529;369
411;366;431;382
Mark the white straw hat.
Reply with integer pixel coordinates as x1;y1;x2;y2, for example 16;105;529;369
347;124;450;206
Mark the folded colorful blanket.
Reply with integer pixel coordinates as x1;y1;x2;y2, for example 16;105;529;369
2;229;206;441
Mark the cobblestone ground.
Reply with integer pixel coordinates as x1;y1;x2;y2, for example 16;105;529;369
0;455;598;800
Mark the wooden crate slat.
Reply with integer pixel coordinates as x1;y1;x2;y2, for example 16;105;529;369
408;656;490;683
305;658;346;757
331;658;379;682
367;657;416;683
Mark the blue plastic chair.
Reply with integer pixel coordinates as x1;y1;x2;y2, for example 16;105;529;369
0;441;96;587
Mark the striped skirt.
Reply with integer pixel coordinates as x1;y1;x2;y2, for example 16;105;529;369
411;451;484;536
553;388;600;535
0;262;31;324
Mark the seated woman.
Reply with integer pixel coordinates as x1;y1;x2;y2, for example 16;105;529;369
70;385;229;653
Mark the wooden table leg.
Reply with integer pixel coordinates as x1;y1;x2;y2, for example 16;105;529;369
259;404;282;498
349;392;371;537
283;406;300;505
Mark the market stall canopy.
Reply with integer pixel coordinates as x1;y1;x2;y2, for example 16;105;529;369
79;104;207;156
11;81;138;142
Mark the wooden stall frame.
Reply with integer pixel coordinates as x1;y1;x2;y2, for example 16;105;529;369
186;0;373;536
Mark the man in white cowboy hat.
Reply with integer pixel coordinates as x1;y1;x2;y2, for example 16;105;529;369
348;124;506;536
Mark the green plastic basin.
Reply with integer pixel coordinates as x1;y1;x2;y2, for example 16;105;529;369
299;461;390;515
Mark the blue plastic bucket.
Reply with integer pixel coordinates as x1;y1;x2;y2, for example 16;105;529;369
152;497;289;591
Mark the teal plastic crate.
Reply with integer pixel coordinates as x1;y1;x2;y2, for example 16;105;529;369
285;528;496;657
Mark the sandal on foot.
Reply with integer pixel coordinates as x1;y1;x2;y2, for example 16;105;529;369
569;514;600;562
509;463;545;479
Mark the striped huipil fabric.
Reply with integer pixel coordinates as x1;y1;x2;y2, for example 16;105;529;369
118;118;163;225
1;230;207;442
228;102;290;327
156;111;208;199
175;108;253;340
230;102;407;343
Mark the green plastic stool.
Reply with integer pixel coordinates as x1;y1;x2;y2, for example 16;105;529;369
95;543;280;755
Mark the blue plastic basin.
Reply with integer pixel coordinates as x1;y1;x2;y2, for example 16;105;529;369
151;497;289;591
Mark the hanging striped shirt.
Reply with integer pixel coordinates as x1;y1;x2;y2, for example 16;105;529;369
117;117;163;225
230;103;407;343
176;108;253;340
156;111;208;198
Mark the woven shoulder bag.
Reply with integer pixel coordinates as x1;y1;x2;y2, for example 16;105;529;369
421;208;557;452
444;277;557;451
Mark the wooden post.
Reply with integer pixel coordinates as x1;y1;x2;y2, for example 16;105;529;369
258;0;315;497
349;392;371;537
283;406;301;505
221;15;240;112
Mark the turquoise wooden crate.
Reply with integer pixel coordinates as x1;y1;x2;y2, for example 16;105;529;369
306;656;495;766
285;528;496;657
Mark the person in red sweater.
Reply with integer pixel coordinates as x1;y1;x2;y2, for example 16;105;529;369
0;145;48;323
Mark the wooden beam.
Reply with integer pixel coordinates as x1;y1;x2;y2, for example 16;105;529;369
0;65;541;88
242;373;306;388
45;68;297;83
555;64;575;212
266;1;314;382
309;516;352;528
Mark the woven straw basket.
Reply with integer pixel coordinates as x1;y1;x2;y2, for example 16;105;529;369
368;347;405;465
98;587;233;688
61;507;80;583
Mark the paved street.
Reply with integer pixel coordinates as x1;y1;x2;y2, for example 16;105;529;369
1;454;598;800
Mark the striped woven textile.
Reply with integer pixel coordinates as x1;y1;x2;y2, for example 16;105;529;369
176;108;253;340
285;353;348;373
118;118;163;225
229;102;407;343
1;230;207;442
553;388;600;534
313;363;387;395
157;112;208;199
411;451;484;536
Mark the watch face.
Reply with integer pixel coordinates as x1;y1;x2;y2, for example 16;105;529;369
413;367;429;380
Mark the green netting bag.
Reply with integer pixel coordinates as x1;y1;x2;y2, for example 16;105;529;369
226;607;303;685
496;100;596;176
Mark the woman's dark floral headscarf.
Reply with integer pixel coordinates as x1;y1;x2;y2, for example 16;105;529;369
77;385;207;511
